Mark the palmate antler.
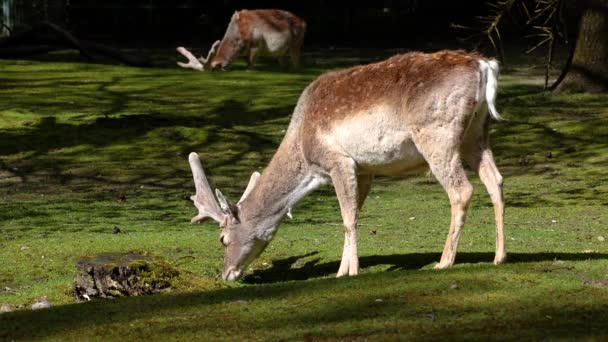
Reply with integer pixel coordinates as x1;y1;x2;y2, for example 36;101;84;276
176;40;220;71
188;152;227;224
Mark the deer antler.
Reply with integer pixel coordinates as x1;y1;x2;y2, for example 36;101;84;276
188;152;227;224
199;40;220;66
176;40;220;71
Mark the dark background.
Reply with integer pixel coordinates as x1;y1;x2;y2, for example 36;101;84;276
4;0;524;48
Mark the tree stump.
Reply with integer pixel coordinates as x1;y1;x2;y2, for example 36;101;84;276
74;252;179;300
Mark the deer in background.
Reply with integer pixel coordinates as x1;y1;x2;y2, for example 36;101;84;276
188;50;506;281
177;9;306;71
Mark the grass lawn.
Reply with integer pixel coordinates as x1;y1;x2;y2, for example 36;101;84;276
1;49;607;341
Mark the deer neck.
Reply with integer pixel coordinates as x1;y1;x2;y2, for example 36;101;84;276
238;136;326;239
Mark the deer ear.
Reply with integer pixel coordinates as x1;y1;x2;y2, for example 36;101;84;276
215;189;231;214
216;189;240;222
238;171;261;205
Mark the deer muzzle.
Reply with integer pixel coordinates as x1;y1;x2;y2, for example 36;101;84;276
222;267;243;281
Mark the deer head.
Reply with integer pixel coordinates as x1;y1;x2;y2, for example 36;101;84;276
210;12;245;70
188;152;267;281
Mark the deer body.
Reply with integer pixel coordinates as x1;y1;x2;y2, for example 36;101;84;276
177;9;306;71
211;9;306;70
189;50;506;281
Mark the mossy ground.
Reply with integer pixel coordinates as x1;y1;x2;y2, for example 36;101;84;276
1;49;607;340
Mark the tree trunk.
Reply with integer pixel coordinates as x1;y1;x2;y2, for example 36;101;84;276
554;0;608;93
1;0;15;37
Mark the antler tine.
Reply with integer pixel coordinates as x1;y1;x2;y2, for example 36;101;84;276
199;40;221;69
176;47;205;71
188;152;226;224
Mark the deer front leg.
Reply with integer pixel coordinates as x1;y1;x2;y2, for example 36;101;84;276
330;160;360;277
247;47;258;69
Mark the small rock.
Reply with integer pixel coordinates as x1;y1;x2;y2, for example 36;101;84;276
31;297;52;310
369;230;377;235
20;246;30;251
374;298;384;302
1;304;15;313
450;283;459;290
551;219;557;224
409;217;415;220
112;226;122;234
583;249;595;254
598;236;605;242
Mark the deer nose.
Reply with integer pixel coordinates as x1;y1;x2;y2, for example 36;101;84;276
222;268;243;281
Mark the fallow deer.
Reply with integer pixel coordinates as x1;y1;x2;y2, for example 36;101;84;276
177;9;306;71
188;50;506;281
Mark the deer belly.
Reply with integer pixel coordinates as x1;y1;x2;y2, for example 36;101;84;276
351;134;426;176
260;31;290;55
325;112;427;176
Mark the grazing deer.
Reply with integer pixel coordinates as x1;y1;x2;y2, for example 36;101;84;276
188;50;506;281
177;9;306;71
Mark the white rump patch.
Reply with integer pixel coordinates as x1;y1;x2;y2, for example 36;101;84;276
478;59;503;121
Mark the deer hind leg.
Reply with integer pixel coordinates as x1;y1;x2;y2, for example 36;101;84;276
357;175;373;210
435;160;473;269
415;133;473;269
277;55;289;70
289;34;305;70
289;46;301;70
466;147;506;265
331;159;360;277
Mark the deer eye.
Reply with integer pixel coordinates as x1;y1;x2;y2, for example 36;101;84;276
220;235;228;247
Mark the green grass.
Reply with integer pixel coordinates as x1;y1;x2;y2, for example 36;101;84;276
1;50;607;341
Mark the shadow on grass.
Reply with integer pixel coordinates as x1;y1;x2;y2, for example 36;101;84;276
243;251;608;284
0;99;290;193
1;251;607;341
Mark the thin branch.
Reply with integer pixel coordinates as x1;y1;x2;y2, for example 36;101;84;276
1;22;11;35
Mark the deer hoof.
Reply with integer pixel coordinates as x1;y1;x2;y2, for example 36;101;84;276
336;271;348;278
433;262;453;270
493;254;507;265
